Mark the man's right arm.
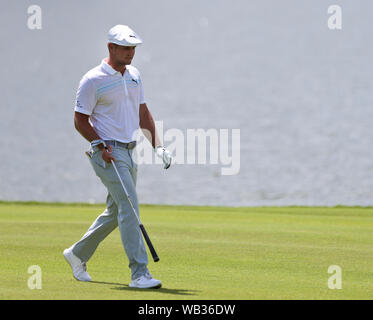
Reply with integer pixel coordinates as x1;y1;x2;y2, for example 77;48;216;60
74;111;114;161
74;76;114;161
74;76;100;143
74;111;101;142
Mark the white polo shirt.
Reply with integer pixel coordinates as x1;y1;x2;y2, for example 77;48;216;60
74;60;145;143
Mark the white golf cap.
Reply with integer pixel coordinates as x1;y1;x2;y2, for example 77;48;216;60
107;25;143;46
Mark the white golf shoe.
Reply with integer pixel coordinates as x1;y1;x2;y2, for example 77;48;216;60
63;247;92;282
129;271;162;289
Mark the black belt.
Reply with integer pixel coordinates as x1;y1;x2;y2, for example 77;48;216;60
104;140;137;149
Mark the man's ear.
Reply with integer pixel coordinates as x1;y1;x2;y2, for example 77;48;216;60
108;43;116;53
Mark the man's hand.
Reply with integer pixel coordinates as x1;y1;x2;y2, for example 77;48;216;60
156;146;172;169
100;144;116;163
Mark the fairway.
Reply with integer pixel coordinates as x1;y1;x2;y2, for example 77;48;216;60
0;202;372;300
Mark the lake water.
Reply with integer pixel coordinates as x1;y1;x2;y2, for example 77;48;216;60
1;0;373;206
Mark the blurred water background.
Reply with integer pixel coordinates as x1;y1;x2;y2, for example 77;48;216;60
1;0;372;206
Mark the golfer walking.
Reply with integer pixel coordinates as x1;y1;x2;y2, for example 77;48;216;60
63;25;172;289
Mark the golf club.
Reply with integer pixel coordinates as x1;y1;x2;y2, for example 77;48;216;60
110;159;160;263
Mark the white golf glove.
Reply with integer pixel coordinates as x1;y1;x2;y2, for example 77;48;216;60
155;146;172;169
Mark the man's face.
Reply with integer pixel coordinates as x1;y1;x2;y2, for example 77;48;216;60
110;44;136;65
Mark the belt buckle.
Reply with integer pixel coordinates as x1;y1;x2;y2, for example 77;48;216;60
127;141;136;149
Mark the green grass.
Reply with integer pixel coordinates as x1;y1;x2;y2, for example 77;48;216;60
0;202;372;300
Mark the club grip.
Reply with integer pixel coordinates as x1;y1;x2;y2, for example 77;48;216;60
139;224;159;262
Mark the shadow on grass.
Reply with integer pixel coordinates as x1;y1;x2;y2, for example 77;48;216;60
89;281;200;296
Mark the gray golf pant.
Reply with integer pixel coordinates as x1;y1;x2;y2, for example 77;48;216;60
71;145;149;280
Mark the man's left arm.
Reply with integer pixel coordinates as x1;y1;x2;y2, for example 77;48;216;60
139;103;172;169
139;103;161;149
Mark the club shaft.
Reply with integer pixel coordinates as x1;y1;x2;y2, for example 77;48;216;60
111;160;141;225
111;160;159;262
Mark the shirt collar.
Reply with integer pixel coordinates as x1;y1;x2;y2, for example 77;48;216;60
101;59;120;75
